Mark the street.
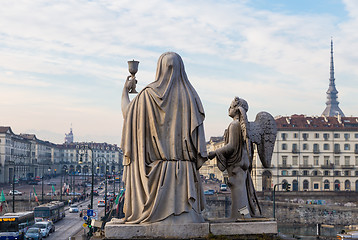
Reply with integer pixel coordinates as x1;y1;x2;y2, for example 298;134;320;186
47;195;105;240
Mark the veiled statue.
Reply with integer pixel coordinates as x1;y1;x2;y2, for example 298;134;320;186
120;52;207;224
208;97;277;219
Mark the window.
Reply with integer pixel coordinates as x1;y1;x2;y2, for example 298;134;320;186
315;133;319;139
292;156;298;166
355;133;358;138
324;156;330;165
334;171;340;176
281;170;287;176
356;156;358;165
355;144;358;151
303;180;309;190
313;144;319;153
324;180;330;190
324;171;330;176
344;133;350;140
303;144;308;150
344;144;350;150
302;133;308;140
282;156;287;166
314;156;319;166
334;144;340;153
345;156;350;166
334;133;340;138
292;143;298;153
345;180;351;190
303;170;308;176
292;170;297;176
281;133;287;141
344;170;350;176
294;133;298;138
303;156;309;166
282;143;287;150
323;133;329;140
355;171;358;176
334;156;340;166
324;144;330;150
314;183;319;189
313;170;318;176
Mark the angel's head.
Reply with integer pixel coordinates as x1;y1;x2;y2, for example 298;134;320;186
229;97;249;118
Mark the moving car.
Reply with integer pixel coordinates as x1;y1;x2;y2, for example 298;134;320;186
98;200;105;207
220;184;227;191
69;205;79;213
25;227;43;240
9;190;23;195
47;221;55;233
33;221;51;238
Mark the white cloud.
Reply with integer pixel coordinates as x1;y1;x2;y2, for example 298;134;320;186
1;0;357;144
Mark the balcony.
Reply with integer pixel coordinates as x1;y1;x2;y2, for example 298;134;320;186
334;149;341;154
355;149;358;154
292;149;299;154
313;149;320;154
278;164;292;169
341;165;355;169
300;164;313;169
321;164;334;169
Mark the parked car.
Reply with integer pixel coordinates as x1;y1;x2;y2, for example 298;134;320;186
47;182;56;186
69;205;79;213
98;200;105;207
97;186;103;190
92;190;99;196
46;192;56;196
28;181;39;185
9;190;22;195
204;189;215;195
25;227;43;240
33;221;51;238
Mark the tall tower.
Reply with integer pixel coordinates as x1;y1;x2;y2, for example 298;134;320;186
65;125;74;143
322;39;345;117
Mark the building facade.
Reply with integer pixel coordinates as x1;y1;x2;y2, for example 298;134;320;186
0;126;123;184
253;115;358;192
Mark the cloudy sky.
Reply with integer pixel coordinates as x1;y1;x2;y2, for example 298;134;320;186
1;0;358;145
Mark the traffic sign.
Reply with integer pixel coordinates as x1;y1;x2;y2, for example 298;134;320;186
92;210;98;220
82;223;87;228
87;209;94;216
83;216;88;221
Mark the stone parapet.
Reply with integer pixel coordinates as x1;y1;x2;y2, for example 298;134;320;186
105;220;277;239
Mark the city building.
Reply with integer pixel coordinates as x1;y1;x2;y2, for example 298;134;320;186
0;126;122;184
206;40;358;192
200;137;226;182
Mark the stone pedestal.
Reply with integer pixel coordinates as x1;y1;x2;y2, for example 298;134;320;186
105;219;277;239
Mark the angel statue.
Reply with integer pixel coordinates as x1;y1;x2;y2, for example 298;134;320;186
208;96;277;219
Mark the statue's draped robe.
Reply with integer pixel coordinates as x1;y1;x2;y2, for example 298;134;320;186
121;52;207;224
215;120;261;217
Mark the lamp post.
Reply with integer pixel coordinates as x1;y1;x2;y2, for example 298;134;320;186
12;172;15;212
76;144;95;209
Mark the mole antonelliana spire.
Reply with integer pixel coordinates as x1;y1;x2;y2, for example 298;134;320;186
322;39;345;117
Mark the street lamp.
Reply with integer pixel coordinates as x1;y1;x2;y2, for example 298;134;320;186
41;165;51;203
76;144;95;209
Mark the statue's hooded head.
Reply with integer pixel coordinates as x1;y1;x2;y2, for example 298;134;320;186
148;52;192;101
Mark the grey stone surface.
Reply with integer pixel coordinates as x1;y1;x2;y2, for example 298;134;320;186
105;221;277;239
210;221;278;236
105;222;210;239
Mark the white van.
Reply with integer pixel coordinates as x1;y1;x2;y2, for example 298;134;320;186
220;183;227;191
